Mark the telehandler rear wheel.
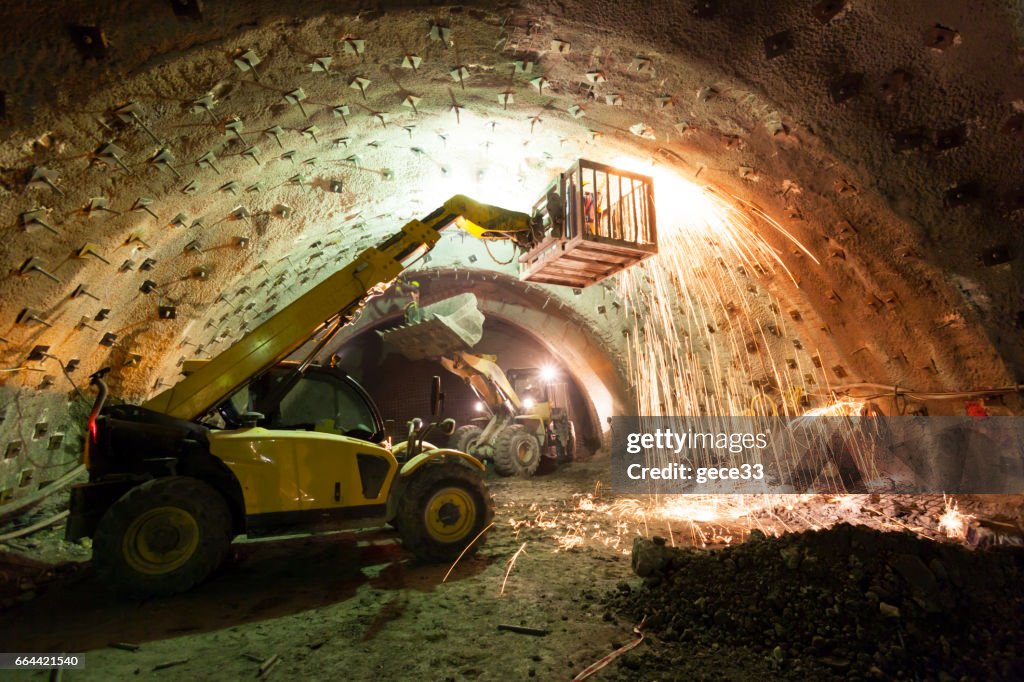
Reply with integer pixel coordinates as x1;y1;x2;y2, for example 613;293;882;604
450;425;484;458
93;476;232;598
397;463;494;562
493;424;541;477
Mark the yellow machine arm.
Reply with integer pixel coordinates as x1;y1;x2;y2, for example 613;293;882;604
143;196;534;421
439;352;523;413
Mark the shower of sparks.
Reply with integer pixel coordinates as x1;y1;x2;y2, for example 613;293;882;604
614;157;820;422
504;490;983;560
500;159;1004;564
442;521;495;583
801;397;865;416
500;542;528;595
609;156;875;494
938;495;974;540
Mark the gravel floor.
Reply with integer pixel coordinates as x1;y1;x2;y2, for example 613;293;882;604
0;460;1021;681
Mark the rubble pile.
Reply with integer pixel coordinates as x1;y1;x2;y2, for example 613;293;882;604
611;524;1024;681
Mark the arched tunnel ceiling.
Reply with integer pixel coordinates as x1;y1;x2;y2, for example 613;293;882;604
1;0;1022;418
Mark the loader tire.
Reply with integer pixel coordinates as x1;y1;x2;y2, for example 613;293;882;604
450;425;484;458
397;463;494;562
93;476;232;599
493;424;541;477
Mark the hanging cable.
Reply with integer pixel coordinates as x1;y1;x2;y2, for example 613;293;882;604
50;355;87;402
0;465;85;521
812;382;1023;402
483;238;515;265
0;510;69;542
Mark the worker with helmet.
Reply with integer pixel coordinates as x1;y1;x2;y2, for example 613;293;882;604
581;178;604;234
396;279;423;324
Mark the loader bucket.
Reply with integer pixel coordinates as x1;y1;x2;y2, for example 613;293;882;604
378;292;485;360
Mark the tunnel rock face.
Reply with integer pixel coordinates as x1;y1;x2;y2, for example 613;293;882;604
0;1;1021;496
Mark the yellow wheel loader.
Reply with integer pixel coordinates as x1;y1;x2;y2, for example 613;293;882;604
442;355;577;477
66;161;656;597
379;295;578;477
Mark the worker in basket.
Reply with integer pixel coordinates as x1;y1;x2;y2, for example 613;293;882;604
582;178;604;235
396;279;423;324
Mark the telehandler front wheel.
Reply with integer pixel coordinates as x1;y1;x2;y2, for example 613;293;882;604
397;463;494;562
93;476;232;598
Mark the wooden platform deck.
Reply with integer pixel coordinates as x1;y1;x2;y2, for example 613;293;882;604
519;233;658;288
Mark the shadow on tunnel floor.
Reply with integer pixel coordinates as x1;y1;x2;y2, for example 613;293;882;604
0;531;490;653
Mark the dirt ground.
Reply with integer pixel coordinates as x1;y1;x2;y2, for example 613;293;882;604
1;460;1022;681
0;462;637;681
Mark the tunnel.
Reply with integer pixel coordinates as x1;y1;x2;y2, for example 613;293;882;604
0;1;1022;680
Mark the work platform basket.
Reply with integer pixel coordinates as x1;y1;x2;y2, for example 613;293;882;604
519;159;658;288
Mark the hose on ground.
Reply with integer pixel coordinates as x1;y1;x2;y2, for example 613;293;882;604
0;510;69;542
0;464;85;522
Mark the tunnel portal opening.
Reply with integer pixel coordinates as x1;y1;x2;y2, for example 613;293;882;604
332;315;602;459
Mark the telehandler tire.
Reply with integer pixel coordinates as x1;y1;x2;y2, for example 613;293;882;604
493;424;541;477
397;463;494;562
450;425;484;458
93;476;232;598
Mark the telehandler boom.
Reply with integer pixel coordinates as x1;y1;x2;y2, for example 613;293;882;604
139;195;535;425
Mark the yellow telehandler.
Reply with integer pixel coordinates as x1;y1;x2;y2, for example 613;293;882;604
65;161;656;597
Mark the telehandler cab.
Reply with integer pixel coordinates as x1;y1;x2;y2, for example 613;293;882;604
66;161;656;597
